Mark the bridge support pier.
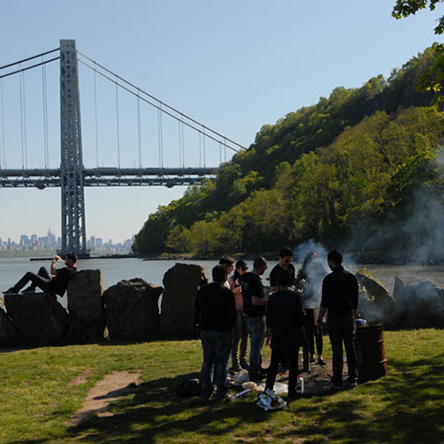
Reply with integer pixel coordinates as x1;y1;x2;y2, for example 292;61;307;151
59;40;89;258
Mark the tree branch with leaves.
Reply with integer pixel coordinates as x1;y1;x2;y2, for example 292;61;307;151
393;0;444;100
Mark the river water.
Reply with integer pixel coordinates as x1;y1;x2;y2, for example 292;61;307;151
1;257;444;308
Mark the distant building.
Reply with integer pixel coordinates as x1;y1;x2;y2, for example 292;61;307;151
1;231;134;254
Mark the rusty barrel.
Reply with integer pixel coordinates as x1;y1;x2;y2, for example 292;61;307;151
355;323;388;383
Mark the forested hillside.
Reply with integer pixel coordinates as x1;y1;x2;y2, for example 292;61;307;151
133;46;444;257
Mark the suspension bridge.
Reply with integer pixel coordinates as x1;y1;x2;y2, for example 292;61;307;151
0;40;245;257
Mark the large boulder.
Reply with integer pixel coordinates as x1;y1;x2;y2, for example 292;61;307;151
394;276;444;329
103;278;163;340
159;263;209;338
67;270;105;342
0;299;22;348
356;271;399;328
4;293;68;345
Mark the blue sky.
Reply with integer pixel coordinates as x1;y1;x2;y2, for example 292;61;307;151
0;0;443;243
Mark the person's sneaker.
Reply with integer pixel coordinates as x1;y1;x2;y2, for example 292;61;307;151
344;380;358;390
310;356;316;363
250;372;266;382
240;362;250;371
22;287;36;294
317;359;327;366
323;380;343;391
229;365;241;372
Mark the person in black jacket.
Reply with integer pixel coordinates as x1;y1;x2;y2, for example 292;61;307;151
195;264;236;402
317;250;359;390
3;253;77;297
265;269;306;399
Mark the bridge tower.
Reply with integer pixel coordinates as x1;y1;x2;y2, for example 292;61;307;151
59;40;88;257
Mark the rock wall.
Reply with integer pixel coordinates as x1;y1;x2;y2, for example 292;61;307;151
3;263;442;350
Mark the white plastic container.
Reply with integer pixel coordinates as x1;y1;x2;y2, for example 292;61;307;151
296;375;304;394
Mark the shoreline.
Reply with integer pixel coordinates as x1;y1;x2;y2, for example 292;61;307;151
17;250;444;265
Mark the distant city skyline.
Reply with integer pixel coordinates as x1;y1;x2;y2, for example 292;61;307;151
0;228;134;253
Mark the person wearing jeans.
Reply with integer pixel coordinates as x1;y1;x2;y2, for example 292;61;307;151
239;256;268;381
227;260;249;371
200;330;233;400
195;265;236;402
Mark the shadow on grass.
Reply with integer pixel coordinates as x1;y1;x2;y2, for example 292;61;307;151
63;372;269;443
9;352;444;443
277;352;444;443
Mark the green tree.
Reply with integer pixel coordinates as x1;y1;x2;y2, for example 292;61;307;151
188;220;225;257
393;1;444;101
165;225;191;253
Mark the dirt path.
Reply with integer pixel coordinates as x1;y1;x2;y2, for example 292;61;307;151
69;370;142;426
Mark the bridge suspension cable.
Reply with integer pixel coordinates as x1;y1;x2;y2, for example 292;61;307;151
0;47;59;171
0;79;5;168
0;48;59;71
0;56;59;80
158;107;164;169
41;58;49;169
115;76;121;169
137;90;142;168
77;51;246;153
94;64;100;168
19;67;28;169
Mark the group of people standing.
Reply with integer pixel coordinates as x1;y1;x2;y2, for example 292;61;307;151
194;248;359;402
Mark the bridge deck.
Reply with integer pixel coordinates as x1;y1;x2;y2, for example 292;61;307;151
0;167;218;188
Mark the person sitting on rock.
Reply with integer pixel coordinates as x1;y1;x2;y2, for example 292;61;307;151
3;253;78;297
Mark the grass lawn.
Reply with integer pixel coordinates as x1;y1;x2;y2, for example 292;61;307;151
0;329;443;443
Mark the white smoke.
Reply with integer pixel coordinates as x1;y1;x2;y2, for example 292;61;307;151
293;239;330;308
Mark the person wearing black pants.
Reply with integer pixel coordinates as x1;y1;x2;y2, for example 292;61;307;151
317;250;359;390
3;253;78;297
298;252;327;366
265;269;306;399
305;308;325;365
